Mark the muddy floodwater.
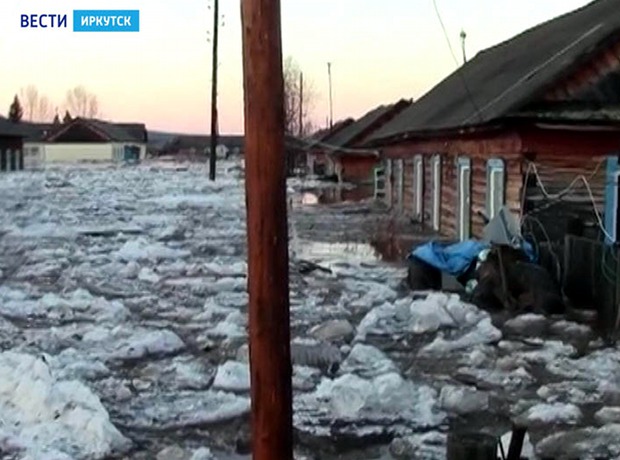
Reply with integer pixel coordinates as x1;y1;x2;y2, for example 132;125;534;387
1;160;620;460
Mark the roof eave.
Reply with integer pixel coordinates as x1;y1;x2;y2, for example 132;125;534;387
365;122;509;146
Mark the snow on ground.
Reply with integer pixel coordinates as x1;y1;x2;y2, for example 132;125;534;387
1;161;620;459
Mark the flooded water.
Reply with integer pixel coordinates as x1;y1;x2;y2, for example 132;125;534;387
3;165;612;460
293;183;442;265
294;240;382;263
297;183;375;206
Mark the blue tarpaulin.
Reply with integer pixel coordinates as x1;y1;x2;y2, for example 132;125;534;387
409;239;537;277
410;240;490;277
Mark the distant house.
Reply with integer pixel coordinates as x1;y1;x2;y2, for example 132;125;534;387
323;99;412;185
161;135;244;159
283;134;310;176
307;118;355;176
0;117;25;172
366;0;620;243
21;122;56;169
44;118;147;163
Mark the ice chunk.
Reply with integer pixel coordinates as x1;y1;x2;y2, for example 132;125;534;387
116;237;191;262
212;361;250;392
536;424;620;459
519;402;582;426
191;447;215;460
138;267;161;283
339;343;397;378
595;407;620;424
296;371;443;434
309;319;354;343
122;390;251;429
355;292;485;342
111;329;185;361
439;386;489;415
504;313;548;336
421;318;502;354
0;352;130;459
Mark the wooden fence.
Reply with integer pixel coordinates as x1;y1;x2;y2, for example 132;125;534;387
561;235;620;342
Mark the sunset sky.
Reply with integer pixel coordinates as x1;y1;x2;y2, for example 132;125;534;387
0;0;592;134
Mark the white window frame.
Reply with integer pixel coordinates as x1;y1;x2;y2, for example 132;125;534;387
386;159;393;208
431;154;442;231
413;155;423;220
486;158;506;220
396;159;404;212
457;157;472;241
373;167;386;200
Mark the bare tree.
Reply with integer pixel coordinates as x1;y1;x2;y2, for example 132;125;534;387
37;96;52;122
283;56;315;137
19;85;39;121
18;86;55;122
65;86;99;119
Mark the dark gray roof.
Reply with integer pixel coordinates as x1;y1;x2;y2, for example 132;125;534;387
319;119;356;143
19;122;56;141
310;118;356;143
48;118;147;143
326;99;412;149
163;135;244;152
369;0;620;142
87;119;147;142
0;118;26;138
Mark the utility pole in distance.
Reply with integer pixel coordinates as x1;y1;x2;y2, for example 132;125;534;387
240;0;293;459
460;29;467;64
327;61;333;129
209;0;219;181
299;71;304;136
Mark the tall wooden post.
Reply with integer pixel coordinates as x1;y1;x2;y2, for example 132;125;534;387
240;0;293;459
209;0;219;181
327;62;333;129
299;72;304;137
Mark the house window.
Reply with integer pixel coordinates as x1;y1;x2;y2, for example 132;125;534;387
486;158;506;220
385;159;393;207
413;155;424;221
431;155;442;231
457;157;472;240
396;159;404;212
373;166;386;200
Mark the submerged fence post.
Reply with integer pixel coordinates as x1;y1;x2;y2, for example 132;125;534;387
240;0;294;459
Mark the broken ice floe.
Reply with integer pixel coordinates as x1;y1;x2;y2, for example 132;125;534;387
293;342;445;441
212;361;251;392
536;424;620;459
356;292;502;353
294;371;445;440
119;390;250;430
116;237;192;262
0;352;131;459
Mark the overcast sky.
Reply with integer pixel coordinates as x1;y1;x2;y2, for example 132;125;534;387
0;0;592;133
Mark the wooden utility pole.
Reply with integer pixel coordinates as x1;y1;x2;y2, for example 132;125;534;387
299;72;304;137
209;0;219;181
241;0;293;459
327;62;333;129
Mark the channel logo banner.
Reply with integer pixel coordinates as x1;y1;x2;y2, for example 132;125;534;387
73;10;139;32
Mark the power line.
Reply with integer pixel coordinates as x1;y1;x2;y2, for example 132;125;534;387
431;0;483;123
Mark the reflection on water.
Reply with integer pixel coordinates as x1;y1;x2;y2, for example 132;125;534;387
294;240;381;263
299;184;375;206
301;193;319;205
